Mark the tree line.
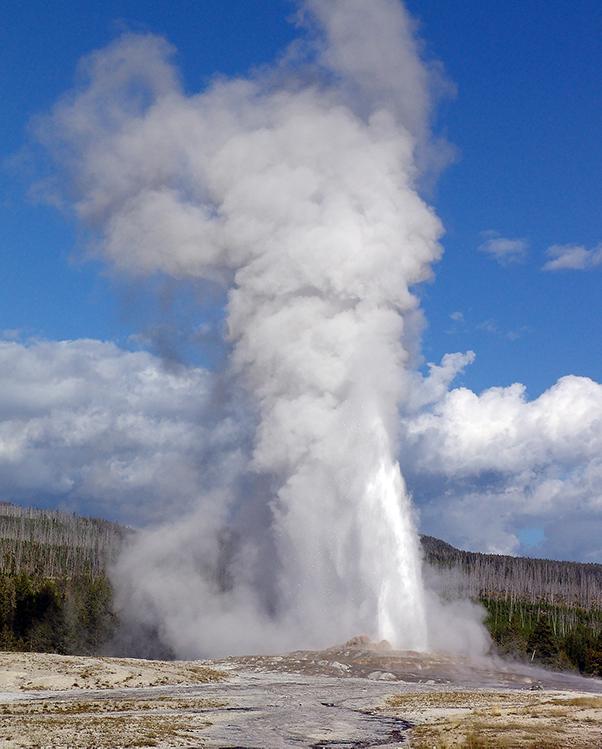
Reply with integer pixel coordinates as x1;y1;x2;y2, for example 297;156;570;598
421;535;602;609
0;503;121;653
0;571;115;654
481;597;602;675
0;501;127;577
421;535;602;675
0;503;600;675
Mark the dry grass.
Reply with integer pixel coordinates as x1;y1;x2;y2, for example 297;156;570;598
0;713;211;748
0;694;223;748
0;695;224;716
0;652;229;747
0;652;225;693
545;695;602;708
384;690;602;749
387;691;521;710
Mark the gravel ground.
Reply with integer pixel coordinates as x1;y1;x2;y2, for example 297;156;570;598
0;644;600;748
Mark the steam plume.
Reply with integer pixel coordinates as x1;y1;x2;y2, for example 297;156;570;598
40;0;484;656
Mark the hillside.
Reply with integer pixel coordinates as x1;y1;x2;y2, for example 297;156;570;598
422;535;602;673
0;502;124;655
4;502;601;604
0;502;600;673
421;534;602;609
0;502;128;577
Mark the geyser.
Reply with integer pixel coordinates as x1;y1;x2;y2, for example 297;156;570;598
39;0;486;656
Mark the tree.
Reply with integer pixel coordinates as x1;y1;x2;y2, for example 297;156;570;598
527;616;558;665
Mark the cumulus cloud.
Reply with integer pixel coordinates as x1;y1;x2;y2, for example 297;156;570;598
402;371;602;562
478;230;528;265
3;337;600;567
0;338;245;525
542;243;602;271
404;351;475;412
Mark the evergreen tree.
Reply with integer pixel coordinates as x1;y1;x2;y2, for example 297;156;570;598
527;616;559;665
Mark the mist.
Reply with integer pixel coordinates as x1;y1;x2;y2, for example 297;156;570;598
39;0;488;658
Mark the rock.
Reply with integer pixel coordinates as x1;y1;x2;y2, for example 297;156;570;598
344;635;372;649
367;671;396;681
331;662;350;672
375;639;393;651
343;635;393;651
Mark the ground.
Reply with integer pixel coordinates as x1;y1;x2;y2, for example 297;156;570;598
0;642;600;748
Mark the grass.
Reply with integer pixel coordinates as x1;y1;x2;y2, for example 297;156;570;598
545;695;602;708
0;695;225;716
183;664;225;682
0;711;213;748
0;694;224;748
17;663;224;691
410;723;573;749
385;690;602;749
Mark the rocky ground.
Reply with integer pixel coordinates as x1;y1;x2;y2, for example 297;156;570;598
0;640;601;748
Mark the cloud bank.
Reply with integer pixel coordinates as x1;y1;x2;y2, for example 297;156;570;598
0;338;244;524
402;372;602;562
2;337;601;565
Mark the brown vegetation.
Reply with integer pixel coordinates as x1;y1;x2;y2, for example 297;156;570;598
386;690;602;748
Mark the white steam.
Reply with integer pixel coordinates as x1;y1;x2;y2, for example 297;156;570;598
39;0;485;656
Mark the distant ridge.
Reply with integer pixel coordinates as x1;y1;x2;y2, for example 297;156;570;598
0;501;599;608
0;501;128;577
421;535;602;609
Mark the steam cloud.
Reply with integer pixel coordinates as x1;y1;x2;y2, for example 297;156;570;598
38;0;489;656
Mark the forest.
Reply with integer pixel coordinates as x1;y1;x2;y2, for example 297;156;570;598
0;502;124;654
422;534;602;675
0;502;601;675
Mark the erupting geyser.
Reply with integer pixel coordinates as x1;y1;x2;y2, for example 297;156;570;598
39;0;488;656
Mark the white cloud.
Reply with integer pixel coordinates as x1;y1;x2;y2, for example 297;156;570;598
478;230;528;265
402;372;602;561
476;318;530;341
542;243;602;271
0;338;245;525
1;337;600;566
405;351;475;411
477;319;498;335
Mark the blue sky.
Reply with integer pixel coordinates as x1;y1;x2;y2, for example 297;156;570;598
2;0;600;395
410;0;602;396
1;0;296;357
